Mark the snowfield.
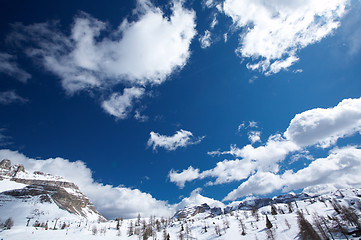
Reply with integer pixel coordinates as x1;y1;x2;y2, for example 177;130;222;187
1;160;361;239
1;188;361;239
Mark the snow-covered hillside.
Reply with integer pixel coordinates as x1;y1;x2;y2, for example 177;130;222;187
1;158;361;239
0;158;106;232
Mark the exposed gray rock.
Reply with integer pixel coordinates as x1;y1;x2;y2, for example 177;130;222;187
0;159;106;221
0;159;11;170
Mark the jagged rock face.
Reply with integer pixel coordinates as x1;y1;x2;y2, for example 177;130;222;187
0;159;12;170
0;159;106;221
175;192;315;219
174;203;223;219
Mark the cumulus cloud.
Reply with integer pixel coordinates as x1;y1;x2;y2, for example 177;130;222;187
102;87;144;119
169;166;200;189
224;146;361;200
248;131;261;144
0;90;28;105
284;97;361;148
171;97;361;200
0;53;31;83
147;129;204;151
0;149;173;219
175;188;225;210
171;135;299;188
7;0;196;117
222;0;348;75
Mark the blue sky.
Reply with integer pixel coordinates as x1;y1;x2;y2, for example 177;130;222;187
1;0;361;218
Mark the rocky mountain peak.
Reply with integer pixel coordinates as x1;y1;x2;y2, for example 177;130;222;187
0;159;106;222
0;159;12;170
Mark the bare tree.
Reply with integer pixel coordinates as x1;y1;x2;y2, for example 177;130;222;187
92;225;98;235
4;217;14;229
284;219;291;230
287;202;293;213
239;218;246;235
312;213;328;240
214;224;221;236
128;220;134;236
340;205;361;229
297;210;321;240
252;205;260;221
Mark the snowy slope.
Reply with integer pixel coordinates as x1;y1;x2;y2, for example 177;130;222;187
1;157;361;239
0;158;106;232
1;186;361;239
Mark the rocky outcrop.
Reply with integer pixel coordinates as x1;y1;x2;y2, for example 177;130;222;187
174;203;224;219
12;178;78;189
0;159;11;170
0;159;106;221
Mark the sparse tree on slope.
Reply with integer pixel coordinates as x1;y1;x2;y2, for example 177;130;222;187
4;217;14;229
297;210;321;240
266;215;273;229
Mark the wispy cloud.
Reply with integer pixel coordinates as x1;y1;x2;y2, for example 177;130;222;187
147;129;204;151
222;0;348;75
170;97;361;200
199;30;212;48
0;53;31;83
0;129;12;146
102;87;144;119
0;90;28;105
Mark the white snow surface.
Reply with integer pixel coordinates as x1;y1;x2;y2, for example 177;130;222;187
1;188;361;240
0;179;27;193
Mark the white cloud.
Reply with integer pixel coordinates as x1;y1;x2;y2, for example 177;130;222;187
171;97;361;200
0;53;31;83
147;129;204;151
7;0;196;118
223;0;348;75
224;146;361;200
175;188;225;210
237;122;246;132
284;97;361;148
199;30;212;48
289;150;314;164
224;171;284;201
0;149;173;219
172;135;299;188
248;131;261;144
210;14;218;29
248;121;258;128
134;110;149;122
9;2;196;93
0;90;28;105
169;166;200;189
102;87;144;119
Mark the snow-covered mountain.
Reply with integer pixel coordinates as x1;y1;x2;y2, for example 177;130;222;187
1;157;361;239
0;158;106;229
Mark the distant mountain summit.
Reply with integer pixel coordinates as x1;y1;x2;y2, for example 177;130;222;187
0;159;106;226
